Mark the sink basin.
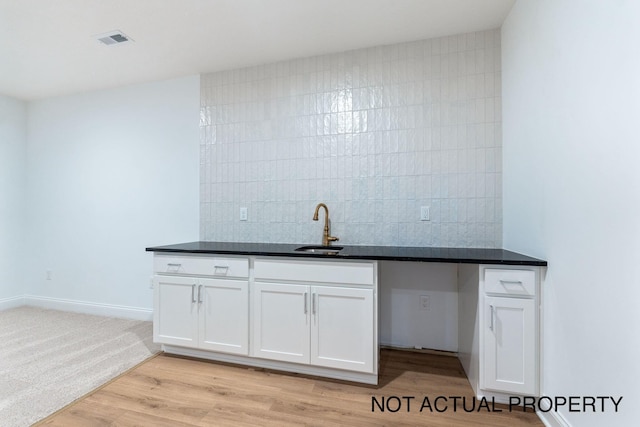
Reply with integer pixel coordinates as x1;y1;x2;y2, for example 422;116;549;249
294;245;344;255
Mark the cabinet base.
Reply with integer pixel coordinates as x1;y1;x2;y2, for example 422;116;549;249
162;345;379;385
475;389;539;404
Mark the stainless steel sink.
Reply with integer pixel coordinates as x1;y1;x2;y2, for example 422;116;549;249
294;245;344;255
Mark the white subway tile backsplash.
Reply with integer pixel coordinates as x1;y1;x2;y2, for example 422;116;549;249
199;29;502;248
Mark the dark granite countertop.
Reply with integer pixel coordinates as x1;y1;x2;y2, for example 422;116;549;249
146;241;547;266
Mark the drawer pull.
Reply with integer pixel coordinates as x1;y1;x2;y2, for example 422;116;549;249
167;263;182;272
499;280;523;285
191;284;196;303
214;265;229;275
489;305;494;331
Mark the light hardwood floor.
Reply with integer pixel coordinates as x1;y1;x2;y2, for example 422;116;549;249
37;349;542;426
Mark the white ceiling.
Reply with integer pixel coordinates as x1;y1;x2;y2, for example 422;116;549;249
0;0;515;100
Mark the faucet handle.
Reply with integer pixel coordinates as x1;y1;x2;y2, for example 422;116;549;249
327;235;339;243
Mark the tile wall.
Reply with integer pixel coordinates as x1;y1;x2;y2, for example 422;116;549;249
200;29;502;247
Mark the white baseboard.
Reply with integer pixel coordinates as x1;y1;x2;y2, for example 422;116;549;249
23;295;153;321
538;410;570;427
0;295;26;311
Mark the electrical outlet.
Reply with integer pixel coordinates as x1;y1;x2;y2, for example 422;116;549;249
149;277;154;289
420;206;430;221
240;207;248;221
46;270;52;280
420;295;430;311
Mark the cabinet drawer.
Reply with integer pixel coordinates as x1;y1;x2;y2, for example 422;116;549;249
254;259;375;286
154;255;249;278
484;269;536;296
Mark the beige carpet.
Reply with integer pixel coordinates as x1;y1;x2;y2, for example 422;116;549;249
0;306;160;427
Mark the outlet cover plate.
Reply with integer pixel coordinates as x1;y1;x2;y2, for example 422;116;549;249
420;206;430;221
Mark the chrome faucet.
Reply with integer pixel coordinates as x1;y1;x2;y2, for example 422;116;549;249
313;203;339;247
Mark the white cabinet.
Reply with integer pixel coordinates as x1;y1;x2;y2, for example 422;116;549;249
153;254;378;383
198;278;248;354
154;275;198;346
151;250;542;388
480;267;538;395
153;255;249;356
482;295;536;394
458;265;541;400
311;285;374;372
251;282;310;364
252;259;377;374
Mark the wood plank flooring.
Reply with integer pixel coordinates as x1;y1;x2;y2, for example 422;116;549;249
37;349;542;426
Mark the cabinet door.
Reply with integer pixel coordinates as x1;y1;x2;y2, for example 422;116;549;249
311;286;374;373
482;296;536;395
251;282;310;364
153;276;198;347
199;278;249;355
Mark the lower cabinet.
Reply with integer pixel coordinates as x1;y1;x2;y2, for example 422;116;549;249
250;282;310;364
458;264;541;399
153;256;249;356
152;253;542;390
311;285;374;372
154;275;198;347
482;295;536;395
198;278;249;354
251;282;374;373
153;255;378;382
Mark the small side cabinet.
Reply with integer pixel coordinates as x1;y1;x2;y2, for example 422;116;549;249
458;264;541;400
480;267;539;396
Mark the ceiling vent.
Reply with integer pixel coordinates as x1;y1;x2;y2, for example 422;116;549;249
94;30;133;46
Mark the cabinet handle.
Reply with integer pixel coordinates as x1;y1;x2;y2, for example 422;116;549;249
214;265;229;275
312;293;316;315
499;280;523;285
304;292;308;314
191;284;196;303
167;263;182;272
198;284;203;304
489;305;494;331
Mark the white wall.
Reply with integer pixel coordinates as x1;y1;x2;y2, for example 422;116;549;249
502;1;640;426
0;95;27;304
379;261;458;351
25;76;200;315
